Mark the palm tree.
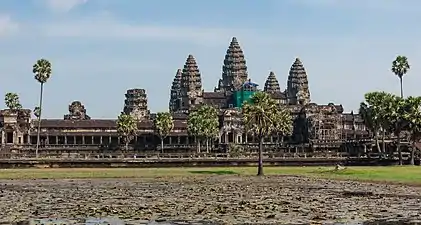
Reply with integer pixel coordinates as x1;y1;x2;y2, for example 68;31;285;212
243;92;292;176
392;55;410;98
33;58;52;157
402;96;421;165
359;102;381;153
384;95;406;164
4;92;22;110
153;112;174;153
363;91;406;162
116;113;138;152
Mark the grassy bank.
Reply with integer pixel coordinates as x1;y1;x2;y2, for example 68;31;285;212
0;166;420;184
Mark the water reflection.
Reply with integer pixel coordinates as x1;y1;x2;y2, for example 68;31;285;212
17;218;421;225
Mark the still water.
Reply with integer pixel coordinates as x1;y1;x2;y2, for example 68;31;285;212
15;218;421;225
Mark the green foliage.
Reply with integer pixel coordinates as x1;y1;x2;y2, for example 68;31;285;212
154;112;174;138
4;92;22;110
362;91;402;131
33;58;52;84
242;91;292;138
392;55;410;78
187;105;219;140
116;113;138;150
402;96;421;141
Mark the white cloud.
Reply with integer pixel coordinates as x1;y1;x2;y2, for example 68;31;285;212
37;14;265;46
286;0;421;12
0;15;19;37
42;0;88;13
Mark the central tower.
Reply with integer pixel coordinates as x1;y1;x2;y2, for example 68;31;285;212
214;37;248;93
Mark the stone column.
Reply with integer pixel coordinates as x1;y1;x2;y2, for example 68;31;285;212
0;130;4;146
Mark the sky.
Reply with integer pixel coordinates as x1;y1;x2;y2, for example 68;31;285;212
0;0;420;119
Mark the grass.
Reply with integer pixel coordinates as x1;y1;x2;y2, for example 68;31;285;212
0;166;421;185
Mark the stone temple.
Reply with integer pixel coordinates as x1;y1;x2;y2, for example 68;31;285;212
0;37;369;154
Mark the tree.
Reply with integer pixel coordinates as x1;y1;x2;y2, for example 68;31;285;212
392;55;410;98
4;92;22;110
362;92;393;152
362;91;407;163
187;105;219;153
187;109;204;153
383;96;405;164
243;91;292;176
402;96;421;165
33;106;40;119
198;105;219;153
153;112;174;153
33;58;52;158
359;102;381;153
116;113;138;152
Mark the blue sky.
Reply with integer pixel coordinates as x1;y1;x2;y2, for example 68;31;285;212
0;0;420;118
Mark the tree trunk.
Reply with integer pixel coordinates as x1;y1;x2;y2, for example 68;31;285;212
161;138;164;154
197;137;201;153
125;140;129;152
257;136;264;176
410;146;415;165
206;138;209;153
35;83;44;158
381;130;386;154
400;77;404;98
410;136;415;165
375;135;381;153
397;132;402;165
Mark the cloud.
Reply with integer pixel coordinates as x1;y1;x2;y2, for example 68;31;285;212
42;0;88;13
36;13;265;46
0;15;19;37
286;0;421;12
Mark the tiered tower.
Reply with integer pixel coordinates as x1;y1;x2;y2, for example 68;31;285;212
178;55;203;113
123;89;150;120
214;37;248;93
64;101;91;120
263;71;281;93
286;58;311;105
169;69;182;112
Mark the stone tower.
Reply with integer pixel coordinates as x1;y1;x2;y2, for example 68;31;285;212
169;69;182;112
215;37;248;93
64;101;91;120
263;71;281;93
178;54;203;113
286;58;311;105
123;88;150;120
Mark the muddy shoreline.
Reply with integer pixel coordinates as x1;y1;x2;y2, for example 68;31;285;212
0;175;420;224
